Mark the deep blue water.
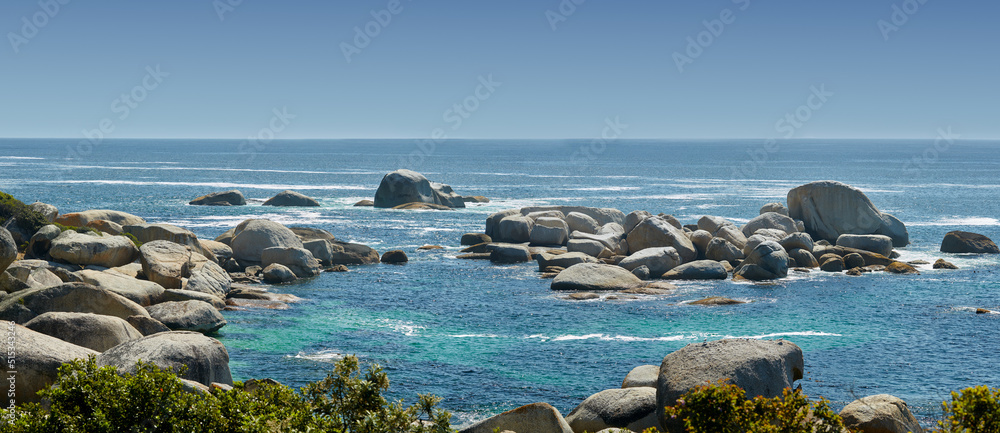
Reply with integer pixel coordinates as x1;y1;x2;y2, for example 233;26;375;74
1;138;998;427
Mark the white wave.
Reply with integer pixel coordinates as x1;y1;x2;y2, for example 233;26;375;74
724;331;842;339
0;156;44;160
621;194;717;200
375;319;425;336
30;179;367;191
287;350;344;362
561;186;642;192
908;217;1000;227
526;334;689;342
448;334;501;338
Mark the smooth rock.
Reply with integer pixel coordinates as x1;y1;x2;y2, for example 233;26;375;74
7;323;97;403
0;260;63;293
87;219;124;235
380;250;408;264
742;212;797;237
690;297;745;305
837;234;894;257
160;289;226;309
262;263;297;283
551;263;642;291
97;331;233;386
779;232;814;252
566;388;658;433
458;402;573;433
689;230;713;258
839;394;924;433
184;260;231;298
147;300;227;333
705;237;744;264
786;248;819;268
485;209;520;240
262;190;320;207
844;253;866;269
189;190;246;206
29;201;59;222
697;215;735;234
519;206;624;227
760;202;789;216
25;312;143;352
660;260;728;280
25;224;61;260
655;339;804;431
229;219;304;263
354;199;375;206
631;265;650;280
76;269;165;306
126;315;171;336
820;256;845;272
566;212;601;235
621;365;658;388
624;211;652;234
461;233;492;246
139;240;191;290
567;239;607;258
626;216;697;262
933;259;958;269
618;247;681;277
55;209;146;227
490;245;532;264
568;292;600;300
329;241;380;265
49;231;139;268
735;241;788;280
303;239;334;265
374;169;465;209
530;221;569;246
940;231;999;254
787;181;908;247
886;262;920;275
537;252;598;271
498;216;534;244
0;282;148;323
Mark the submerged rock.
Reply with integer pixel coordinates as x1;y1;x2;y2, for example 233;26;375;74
933;258;958;269
380;250;408;264
189;190;246;206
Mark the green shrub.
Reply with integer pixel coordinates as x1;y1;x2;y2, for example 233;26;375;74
52;222;99;235
934;385;1000;432
0;355;453;433
662;380;851;433
0;191;48;236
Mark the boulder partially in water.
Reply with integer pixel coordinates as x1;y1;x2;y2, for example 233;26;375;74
262;190;320;207
228;219;304;263
551;263;642;291
940;231;999;254
374;169;465;209
189;190;246;206
787;181;908;247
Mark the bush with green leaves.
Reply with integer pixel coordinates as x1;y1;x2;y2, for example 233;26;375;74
934;385;1000;433
0;355;453;433
661;380;851;433
0;191;48;237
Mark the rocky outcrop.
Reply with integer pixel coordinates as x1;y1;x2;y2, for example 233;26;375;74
940;231;999;254
329;241;380;265
621;365;658;388
660;260;728;280
374;169;465;209
97;331;233;386
76;269;165;306
138;240;192;290
261;247;321;278
458;402;573;433
24;312;143;352
147;300;227;333
7;323;98;403
839;394;924;433
461;233;492;246
28;201;58;222
618;247;681;278
565;388;658;433
656;339;804;431
227;219;304;263
551;263;642;291
0;282;149;323
49;231;139;268
734;241;788;281
837;234;893;258
0;227;16;273
55;209;146;227
189;190;246;206
262;190;321;207
787;181;908;247
626;216;697;262
380;250;408;264
741;212;797;237
0;260;63;294
490;245;532;264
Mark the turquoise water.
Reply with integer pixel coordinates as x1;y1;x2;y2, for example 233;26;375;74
1;139;998;426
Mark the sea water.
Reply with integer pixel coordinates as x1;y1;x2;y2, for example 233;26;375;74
1;138;998;426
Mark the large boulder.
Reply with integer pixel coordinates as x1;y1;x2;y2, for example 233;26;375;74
26;224;61;260
289;227;336;243
261;247;320;278
624;211;652;234
0;282;149;323
787;181;909;247
498;216;534;243
374;169;465;209
329;241;380;265
125;223;215;261
0;227;16;273
621;365;658;388
520;206;625;226
76;269;165;306
28;201;59;222
697;215;735;234
485;209;521;240
656;339;804;431
787;248;819;268
184;261;231;298
741;212;797;237
626;216;697;262
147;300;226;333
489;245;532;264
551;263;642;291
159;289;226;309
189;190;246;206
565;388;658;433
778;232;814;252
660;260;728;280
940;231;999;254
567;239;608;258
0;260;63;293
97;331;233;386
461;233;492;246
839;394;924;433
618;247;682;277
138;240;192;290
24;312;143;352
303;239;335;265
714;225;748;250
530;218;569;246
263;263;296;283
199;240;233;263
735;241;789;281
229;219;304;263
49;231;139;268
566;212;600;234
55;209;145;227
458;402;573;433
760;202;789;216
705;238;744;264
7;323;98;403
262;190;320;207
837;234;894;257
537;252;598;271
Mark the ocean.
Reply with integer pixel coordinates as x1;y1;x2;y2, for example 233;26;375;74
1;138;998;427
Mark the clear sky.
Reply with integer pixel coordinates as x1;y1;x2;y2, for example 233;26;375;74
1;0;997;140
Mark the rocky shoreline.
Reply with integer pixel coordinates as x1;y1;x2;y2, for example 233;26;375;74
1;173;997;432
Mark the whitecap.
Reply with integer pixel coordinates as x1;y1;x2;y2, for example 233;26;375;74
723;331;842;339
527;334;690;342
448;334;501;338
287;350;344;362
908;217;1000;227
0;156;44;160
375;319;425;336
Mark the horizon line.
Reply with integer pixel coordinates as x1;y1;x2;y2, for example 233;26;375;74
0;137;996;142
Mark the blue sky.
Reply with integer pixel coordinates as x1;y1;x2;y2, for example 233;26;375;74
1;0;997;139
